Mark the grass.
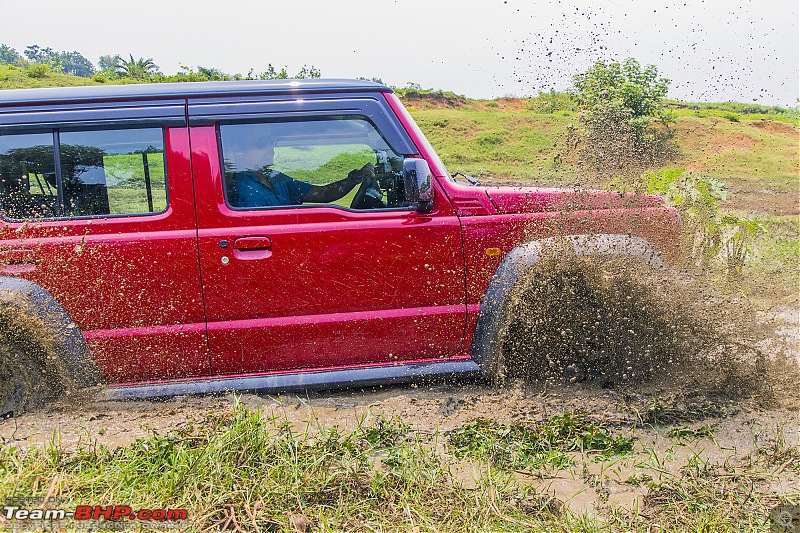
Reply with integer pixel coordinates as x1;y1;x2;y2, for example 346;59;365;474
446;413;635;470
403;92;798;191
0;64;100;89
1;400;796;532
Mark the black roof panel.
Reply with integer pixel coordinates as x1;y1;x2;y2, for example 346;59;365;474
0;79;390;107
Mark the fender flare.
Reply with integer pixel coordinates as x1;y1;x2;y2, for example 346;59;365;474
469;234;668;379
0;276;103;389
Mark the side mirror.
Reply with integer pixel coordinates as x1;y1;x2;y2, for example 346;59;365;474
403;158;433;213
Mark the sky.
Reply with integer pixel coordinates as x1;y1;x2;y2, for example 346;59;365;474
1;0;798;106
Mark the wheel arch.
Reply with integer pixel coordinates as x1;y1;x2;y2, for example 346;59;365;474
0;276;103;389
469;234;669;379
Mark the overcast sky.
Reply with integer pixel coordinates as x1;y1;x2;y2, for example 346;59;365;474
2;0;798;106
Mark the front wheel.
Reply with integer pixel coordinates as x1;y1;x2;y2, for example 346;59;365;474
498;253;689;386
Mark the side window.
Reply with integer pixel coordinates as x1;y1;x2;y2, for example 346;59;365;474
59;128;166;217
0;133;58;219
219;118;406;210
0;127;167;220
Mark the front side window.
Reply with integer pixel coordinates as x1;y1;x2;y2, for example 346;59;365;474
219;118;407;210
0;127;167;220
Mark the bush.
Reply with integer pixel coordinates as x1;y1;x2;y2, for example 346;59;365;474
607;167;766;276
570;58;677;175
26;63;50;78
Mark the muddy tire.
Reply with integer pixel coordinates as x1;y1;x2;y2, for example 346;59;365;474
0;300;67;417
498;254;690;385
1;354;63;417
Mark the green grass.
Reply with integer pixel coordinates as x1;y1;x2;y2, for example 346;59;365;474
446;413;634;470
0;64;100;89
1;401;796;532
412;107;576;184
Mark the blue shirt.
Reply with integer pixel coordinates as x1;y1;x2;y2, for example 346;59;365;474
234;170;312;207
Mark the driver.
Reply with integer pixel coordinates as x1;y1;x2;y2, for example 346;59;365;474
231;136;375;207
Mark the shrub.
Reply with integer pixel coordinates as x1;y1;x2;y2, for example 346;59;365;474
570;58;677;175
26;63;50;78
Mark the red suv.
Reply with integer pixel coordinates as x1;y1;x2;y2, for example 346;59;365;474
0;80;678;412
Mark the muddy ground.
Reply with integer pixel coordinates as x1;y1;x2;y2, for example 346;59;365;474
1;300;797;517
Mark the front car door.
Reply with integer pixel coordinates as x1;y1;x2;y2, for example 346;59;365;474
188;94;466;375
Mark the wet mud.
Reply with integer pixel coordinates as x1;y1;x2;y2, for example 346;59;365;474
498;251;798;409
0;297;69;416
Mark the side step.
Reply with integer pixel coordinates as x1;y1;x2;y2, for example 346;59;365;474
100;359;483;400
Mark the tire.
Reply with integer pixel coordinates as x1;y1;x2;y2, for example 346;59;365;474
497;253;683;386
0;300;67;417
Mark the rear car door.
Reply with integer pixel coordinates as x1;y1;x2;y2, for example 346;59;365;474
0;101;210;383
188;94;467;375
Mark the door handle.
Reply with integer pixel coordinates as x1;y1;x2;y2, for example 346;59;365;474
233;237;272;251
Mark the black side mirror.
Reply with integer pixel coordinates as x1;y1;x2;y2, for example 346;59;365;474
403;158;433;213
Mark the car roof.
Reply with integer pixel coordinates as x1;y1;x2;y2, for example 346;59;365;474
0;79;391;106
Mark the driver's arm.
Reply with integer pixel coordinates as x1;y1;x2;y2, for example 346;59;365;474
303;163;374;203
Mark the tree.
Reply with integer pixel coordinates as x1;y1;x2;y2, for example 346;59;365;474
294;65;321;79
17;45;94;76
114;54;159;80
0;44;22;65
55;51;95;77
570;58;676;174
98;54;120;71
197;66;226;80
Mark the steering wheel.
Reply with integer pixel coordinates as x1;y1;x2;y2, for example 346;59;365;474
350;176;385;210
350;177;370;209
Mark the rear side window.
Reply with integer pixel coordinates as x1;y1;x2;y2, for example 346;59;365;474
0;127;167;220
0;133;57;219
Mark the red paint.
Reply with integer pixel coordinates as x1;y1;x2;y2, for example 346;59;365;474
0;127;210;382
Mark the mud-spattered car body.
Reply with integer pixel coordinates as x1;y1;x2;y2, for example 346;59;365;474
0;80;678;406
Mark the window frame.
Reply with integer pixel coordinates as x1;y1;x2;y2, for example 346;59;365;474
0;125;171;222
216;115;413;214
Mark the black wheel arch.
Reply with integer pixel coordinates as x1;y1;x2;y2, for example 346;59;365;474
469;234;669;381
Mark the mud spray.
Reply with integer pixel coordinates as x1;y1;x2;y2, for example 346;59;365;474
0;296;69;415
497;244;799;414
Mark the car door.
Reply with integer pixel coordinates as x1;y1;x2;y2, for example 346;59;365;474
0;104;210;384
188;96;467;375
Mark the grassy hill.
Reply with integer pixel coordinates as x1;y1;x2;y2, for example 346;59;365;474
402;91;798;216
2;68;796;216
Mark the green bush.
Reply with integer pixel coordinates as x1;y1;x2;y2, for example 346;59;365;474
571;58;677;174
26;63;50;78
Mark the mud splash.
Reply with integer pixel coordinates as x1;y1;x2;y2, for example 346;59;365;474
498;249;798;406
0;297;68;415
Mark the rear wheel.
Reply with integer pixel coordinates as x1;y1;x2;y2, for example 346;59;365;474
0;301;67;417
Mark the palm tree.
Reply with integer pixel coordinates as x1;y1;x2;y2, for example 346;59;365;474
113;54;159;80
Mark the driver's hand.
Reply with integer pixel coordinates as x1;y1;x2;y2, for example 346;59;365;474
351;163;375;182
